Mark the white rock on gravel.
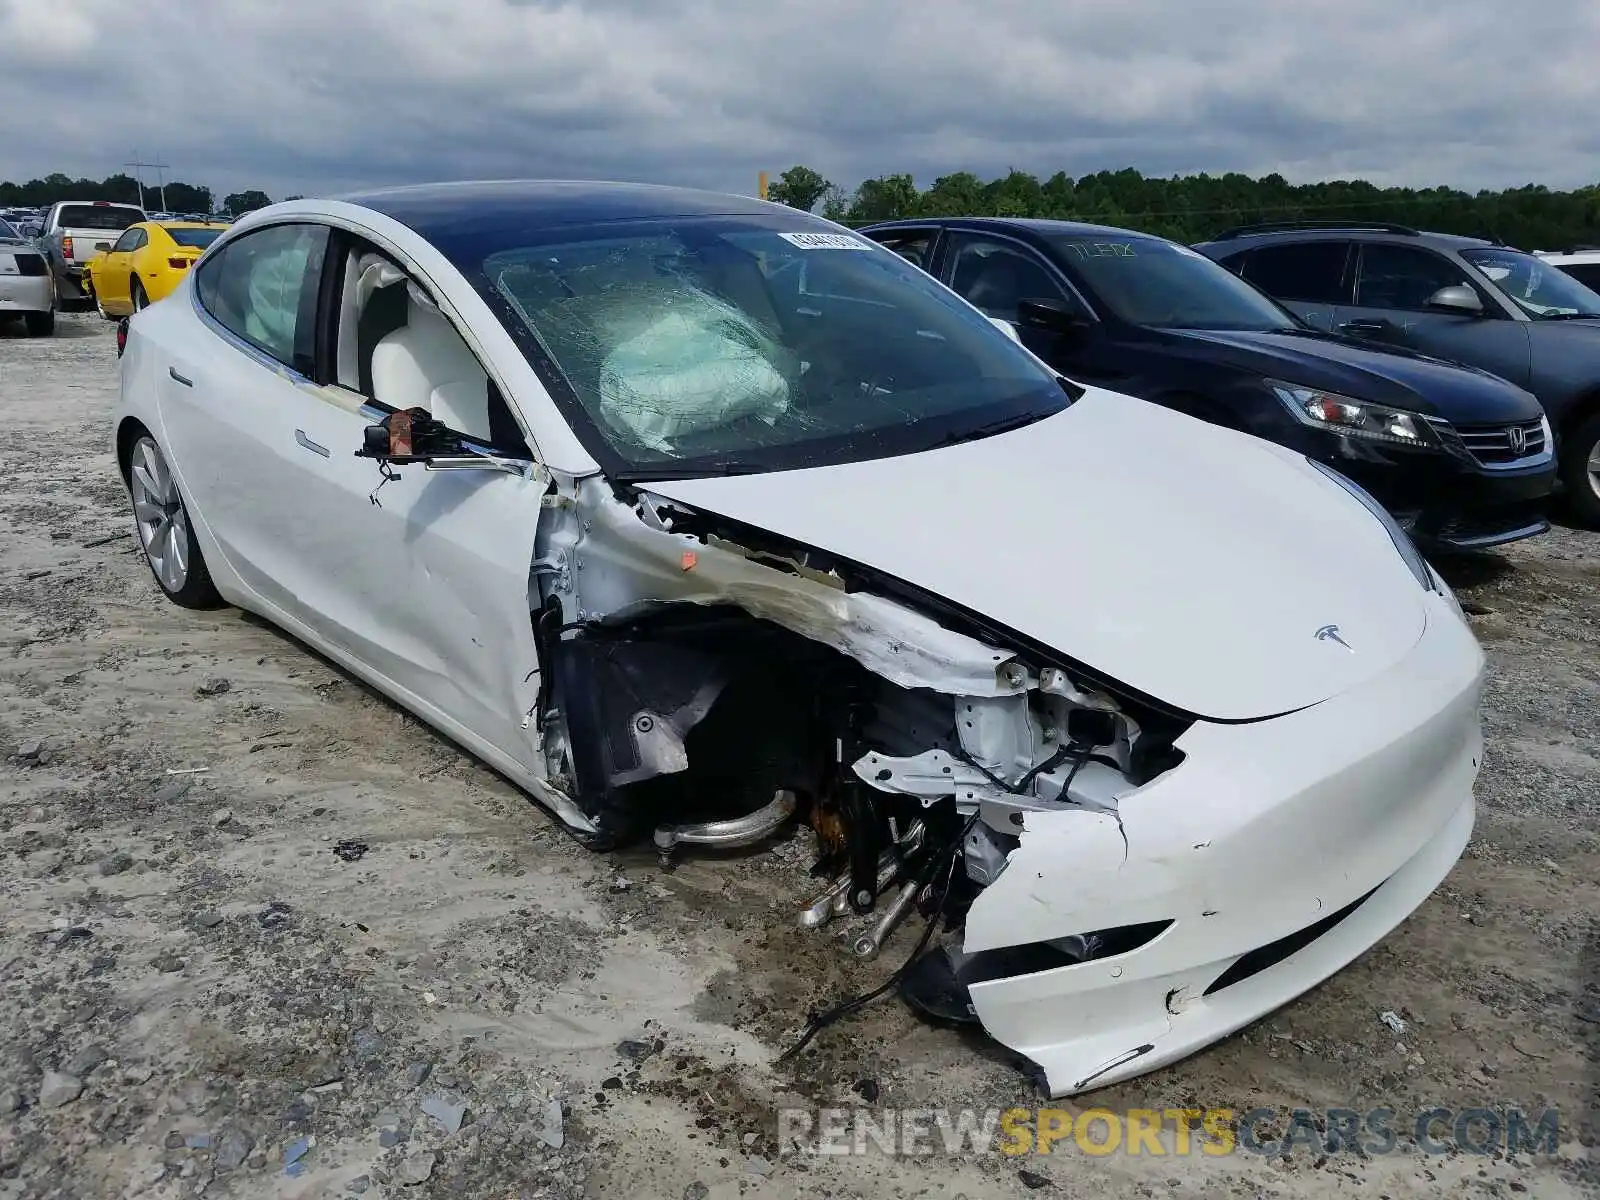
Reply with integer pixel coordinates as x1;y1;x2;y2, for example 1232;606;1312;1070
38;1071;84;1108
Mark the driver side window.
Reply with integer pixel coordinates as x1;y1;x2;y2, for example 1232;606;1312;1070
945;236;1067;322
1355;243;1476;311
332;241;529;455
110;228;141;254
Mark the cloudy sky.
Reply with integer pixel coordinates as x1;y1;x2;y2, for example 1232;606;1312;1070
2;0;1596;202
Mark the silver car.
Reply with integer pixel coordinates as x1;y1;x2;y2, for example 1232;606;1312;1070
0;217;55;336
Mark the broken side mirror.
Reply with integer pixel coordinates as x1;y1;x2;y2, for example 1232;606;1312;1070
356;407;452;464
1017;296;1091;337
355;407;534;479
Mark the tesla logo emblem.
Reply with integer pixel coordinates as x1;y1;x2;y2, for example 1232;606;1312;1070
1315;624;1354;651
1508;425;1527;454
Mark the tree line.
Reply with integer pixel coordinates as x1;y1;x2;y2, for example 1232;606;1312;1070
0;172;277;217
11;164;1600;249
767;165;1600;250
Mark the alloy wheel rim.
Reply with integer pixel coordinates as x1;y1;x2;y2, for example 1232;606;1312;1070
1588;439;1600;501
130;438;188;592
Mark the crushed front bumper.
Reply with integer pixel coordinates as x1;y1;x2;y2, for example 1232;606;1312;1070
962;588;1482;1096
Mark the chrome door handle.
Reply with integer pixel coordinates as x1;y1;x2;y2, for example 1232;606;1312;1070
1339;319;1388;336
294;429;330;458
168;367;193;387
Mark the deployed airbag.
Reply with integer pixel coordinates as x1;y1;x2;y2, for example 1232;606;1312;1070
597;286;790;453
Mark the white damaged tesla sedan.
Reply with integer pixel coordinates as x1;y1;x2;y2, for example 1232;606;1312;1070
113;182;1483;1096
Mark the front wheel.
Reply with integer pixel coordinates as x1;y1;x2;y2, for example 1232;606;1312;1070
1559;410;1600;529
127;434;223;608
23;311;54;337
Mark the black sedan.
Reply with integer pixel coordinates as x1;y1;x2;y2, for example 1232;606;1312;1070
861;217;1556;552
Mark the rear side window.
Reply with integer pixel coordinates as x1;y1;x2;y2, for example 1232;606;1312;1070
868;229;937;273
1239;241;1351;303
195;224;329;374
946;235;1067;321
1355;243;1474;310
1212;250;1249;275
56;205;143;231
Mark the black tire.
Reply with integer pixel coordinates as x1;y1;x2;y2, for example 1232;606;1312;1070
124;433;224;609
131;277;150;312
23;311;54;337
1560;409;1600;528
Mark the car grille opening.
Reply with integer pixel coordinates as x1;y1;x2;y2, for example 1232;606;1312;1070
1202;887;1377;997
1436;500;1548;544
959;921;1176;987
1453;419;1546;466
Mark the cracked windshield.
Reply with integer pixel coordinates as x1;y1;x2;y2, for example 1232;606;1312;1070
485;219;1065;475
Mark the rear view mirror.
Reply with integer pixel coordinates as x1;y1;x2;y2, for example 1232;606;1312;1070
95;242;112;252
1426;284;1483;315
1017;296;1090;334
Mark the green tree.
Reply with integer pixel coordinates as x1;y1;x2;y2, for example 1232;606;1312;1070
819;186;851;223
846;174;920;223
223;190;273;216
767;165;832;212
164;182;214;213
922;172;985;216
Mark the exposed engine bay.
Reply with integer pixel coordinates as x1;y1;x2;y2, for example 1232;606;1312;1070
528;472;1192;1034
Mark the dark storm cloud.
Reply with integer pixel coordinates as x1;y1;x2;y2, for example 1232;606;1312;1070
1;0;1593;200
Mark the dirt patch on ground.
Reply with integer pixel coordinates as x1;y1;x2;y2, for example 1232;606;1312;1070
0;314;1596;1198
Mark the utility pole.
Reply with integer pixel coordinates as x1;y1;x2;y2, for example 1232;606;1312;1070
758;171;769;201
125;152;170;211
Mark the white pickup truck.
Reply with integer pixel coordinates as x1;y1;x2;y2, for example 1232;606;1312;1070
39;200;146;306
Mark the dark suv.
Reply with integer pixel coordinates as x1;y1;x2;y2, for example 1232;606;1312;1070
1193;221;1600;525
862;217;1555;552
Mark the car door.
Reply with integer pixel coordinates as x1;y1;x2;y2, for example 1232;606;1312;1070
938;231;1128;387
1228;239;1353;333
302;233;549;774
159;222;344;627
97;227;141;310
1343;240;1532;387
164;221;549;774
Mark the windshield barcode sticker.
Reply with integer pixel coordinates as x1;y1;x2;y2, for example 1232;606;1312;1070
778;232;870;251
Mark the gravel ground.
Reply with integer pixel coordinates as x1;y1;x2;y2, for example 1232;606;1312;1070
0;312;1596;1199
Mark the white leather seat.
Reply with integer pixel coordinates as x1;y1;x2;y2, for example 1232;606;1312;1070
369;290;492;443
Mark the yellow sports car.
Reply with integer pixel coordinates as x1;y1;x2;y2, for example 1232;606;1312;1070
85;220;229;317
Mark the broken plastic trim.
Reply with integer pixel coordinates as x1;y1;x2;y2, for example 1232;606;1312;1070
900;920;1176;1025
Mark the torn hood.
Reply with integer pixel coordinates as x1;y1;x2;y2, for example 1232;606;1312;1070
645;387;1430;722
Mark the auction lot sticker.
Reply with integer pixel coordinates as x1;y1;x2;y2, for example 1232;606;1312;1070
778;232;870;250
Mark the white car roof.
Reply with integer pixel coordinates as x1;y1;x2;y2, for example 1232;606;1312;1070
1534;248;1600;264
